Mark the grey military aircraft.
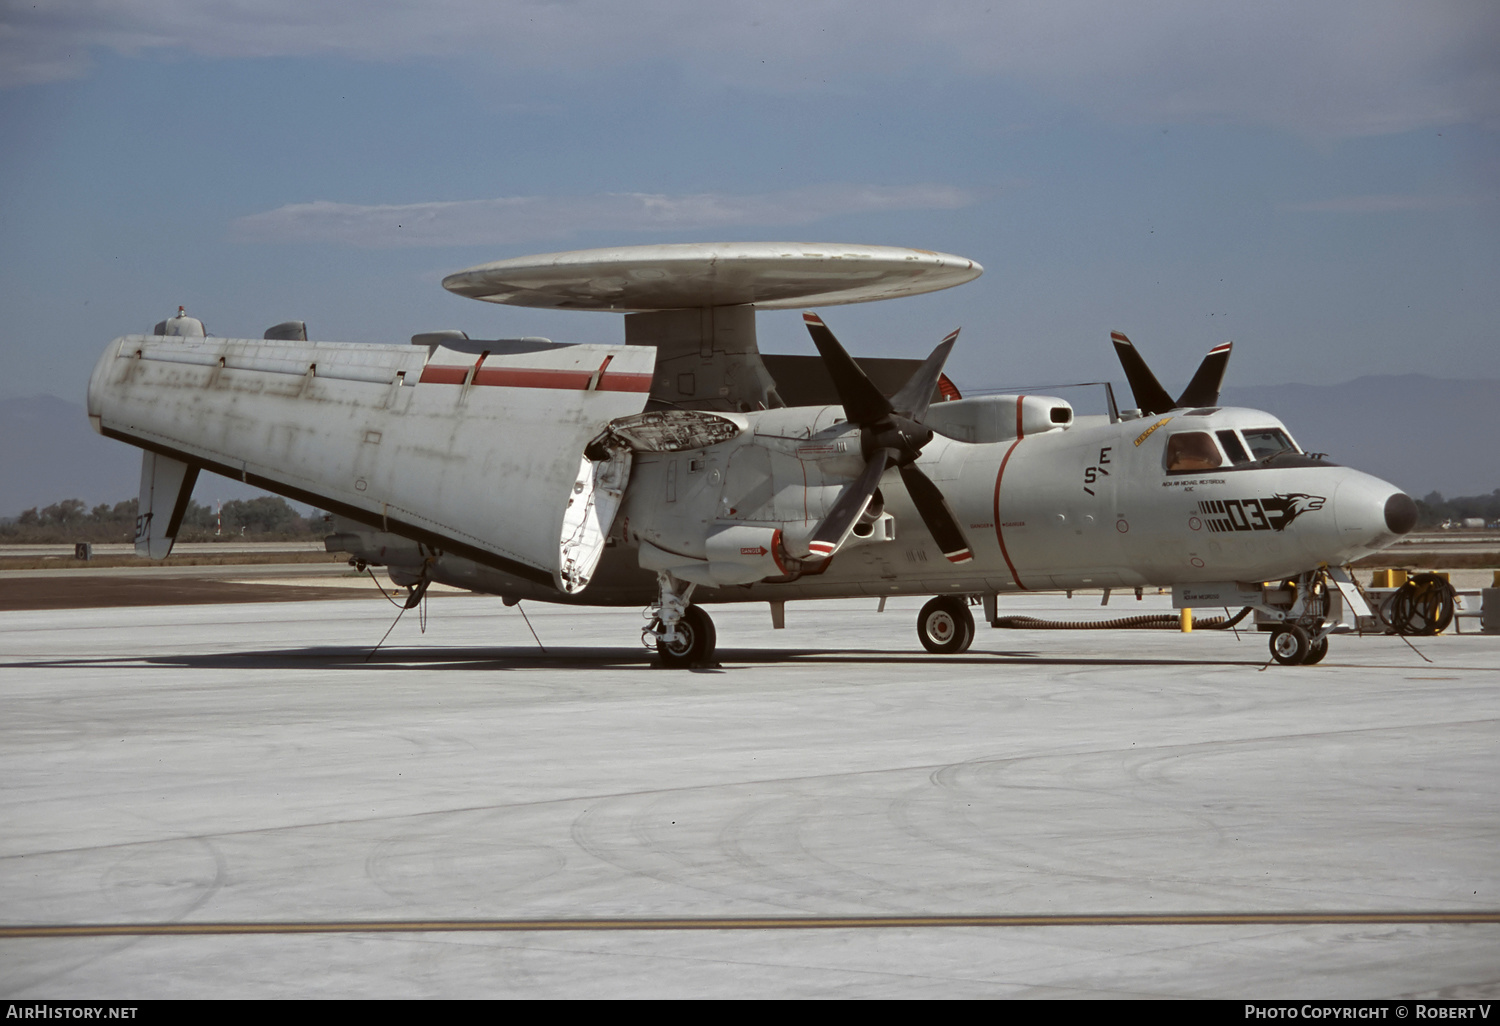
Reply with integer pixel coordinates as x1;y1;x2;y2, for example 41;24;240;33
88;243;1416;667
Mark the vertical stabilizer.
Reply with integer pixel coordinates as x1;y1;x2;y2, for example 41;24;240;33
1110;331;1175;416
1176;342;1234;409
136;452;199;559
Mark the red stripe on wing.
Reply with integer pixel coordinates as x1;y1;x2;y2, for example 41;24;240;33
420;364;653;392
594;371;653;393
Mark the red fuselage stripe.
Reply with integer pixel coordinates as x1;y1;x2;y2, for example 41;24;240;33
993;394;1027;590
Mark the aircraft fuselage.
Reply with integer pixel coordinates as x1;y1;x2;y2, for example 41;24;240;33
601;403;1411;605
88;333;1414;612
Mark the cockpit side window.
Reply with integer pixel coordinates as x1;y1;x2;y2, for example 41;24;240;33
1242;428;1297;461
1216;429;1252;464
1165;432;1224;472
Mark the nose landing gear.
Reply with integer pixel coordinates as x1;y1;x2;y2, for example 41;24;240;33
1262;569;1344;665
1268;623;1329;665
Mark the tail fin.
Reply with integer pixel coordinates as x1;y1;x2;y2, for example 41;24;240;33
1176;342;1233;409
1110;331;1175;415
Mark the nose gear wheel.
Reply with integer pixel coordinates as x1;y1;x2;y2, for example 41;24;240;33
1269;623;1311;665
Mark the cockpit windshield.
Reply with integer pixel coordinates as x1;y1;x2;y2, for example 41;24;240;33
1165;432;1223;472
1242;427;1298;461
1216;429;1252;464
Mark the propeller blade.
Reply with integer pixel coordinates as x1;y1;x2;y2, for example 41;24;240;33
888;328;960;421
803;312;893;424
805;449;894;560
1175;342;1233;409
1110;331;1175;416
898;464;972;564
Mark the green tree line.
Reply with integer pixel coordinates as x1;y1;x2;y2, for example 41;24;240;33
2;496;325;543
1416;489;1500;528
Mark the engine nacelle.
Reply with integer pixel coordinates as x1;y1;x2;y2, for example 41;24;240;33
620;404;904;589
924;394;1072;444
639;523;788;587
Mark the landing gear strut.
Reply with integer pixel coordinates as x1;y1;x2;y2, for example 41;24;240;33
1264;569;1336;665
647;572;717;668
917;596;975;654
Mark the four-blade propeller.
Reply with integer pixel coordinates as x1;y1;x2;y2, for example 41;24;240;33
801;313;972;565
1111;331;1234;416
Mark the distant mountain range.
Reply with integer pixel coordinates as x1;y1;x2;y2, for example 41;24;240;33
1218;375;1499;500
3;374;1496;518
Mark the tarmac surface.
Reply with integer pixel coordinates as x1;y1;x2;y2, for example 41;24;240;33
1;590;1497;998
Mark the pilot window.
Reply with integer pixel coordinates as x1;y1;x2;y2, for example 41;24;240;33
1216;429;1252;464
1242;428;1297;461
1164;432;1223;472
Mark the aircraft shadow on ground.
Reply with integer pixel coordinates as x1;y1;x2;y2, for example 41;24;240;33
2;645;1268;673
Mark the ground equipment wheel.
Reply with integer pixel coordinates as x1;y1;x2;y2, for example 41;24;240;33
917;596;975;654
1303;635;1329;665
657;605;717;668
1269;623;1311;665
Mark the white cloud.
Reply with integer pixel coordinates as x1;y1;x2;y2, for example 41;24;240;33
230;183;978;247
2;1;1500;135
3;1;1496;136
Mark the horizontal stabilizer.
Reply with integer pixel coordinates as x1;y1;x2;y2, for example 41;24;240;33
136;451;199;559
758;353;941;407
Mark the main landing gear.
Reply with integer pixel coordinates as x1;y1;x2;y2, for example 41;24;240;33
917;595;975;654
647;572;717;668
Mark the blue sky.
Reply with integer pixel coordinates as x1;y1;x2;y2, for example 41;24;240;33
2;0;1497;410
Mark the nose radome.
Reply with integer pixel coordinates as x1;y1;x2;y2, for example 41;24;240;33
1331;472;1413;559
1384;492;1417;535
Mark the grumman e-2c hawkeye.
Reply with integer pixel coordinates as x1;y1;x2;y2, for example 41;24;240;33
87;243;1417;667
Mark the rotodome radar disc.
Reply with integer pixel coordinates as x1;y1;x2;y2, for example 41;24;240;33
441;242;983;311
